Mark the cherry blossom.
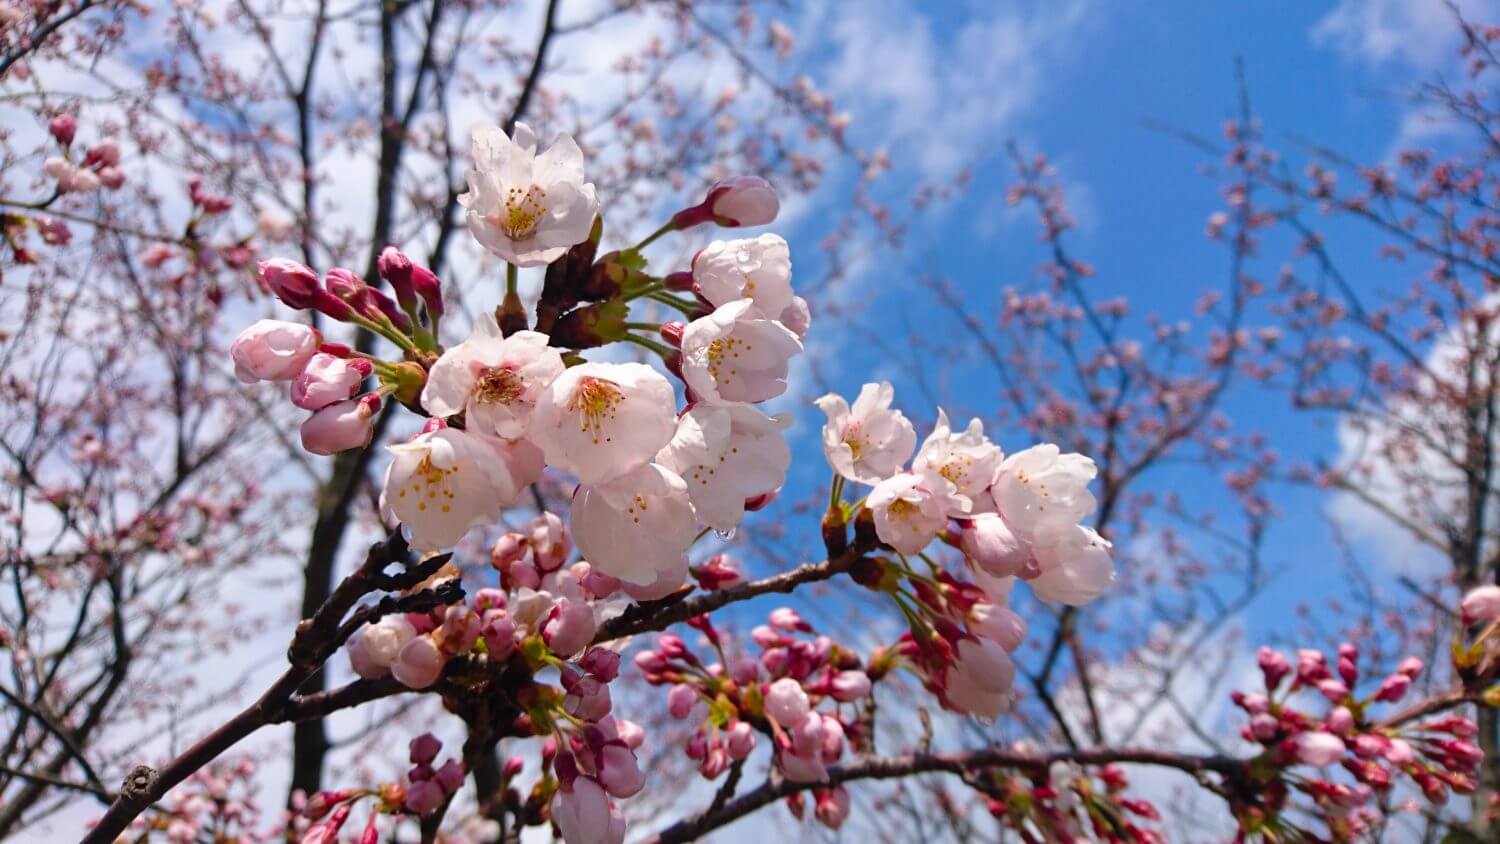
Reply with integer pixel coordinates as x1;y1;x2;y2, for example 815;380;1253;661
867;471;969;555
989;444;1099;542
914;409;1003;509
680;299;803;405
943;637;1016;721
420;316;564;438
571;463;696;586
301;395;382;455
230;320;319;383
655;404;791;531
381;428;543;551
815;381;917;484
530;361;677;484
692;234;795;315
1027;525;1115;606
460;122;599;266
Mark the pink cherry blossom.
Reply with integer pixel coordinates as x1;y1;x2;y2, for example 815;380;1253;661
460;122;599;267
530;362;678;484
420;317;564;438
230;319;320;383
680;299;802;405
816;381;917;484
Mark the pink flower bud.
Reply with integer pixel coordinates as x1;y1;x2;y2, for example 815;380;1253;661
259;258;323;310
699;746;730;779
1317;678;1349;703
709;176;779;226
97;166;125;190
1375;673;1411;702
48;114;76;146
1461;584;1500;624
89;138;121;167
481;611;516;661
300;394;380;455
727;720;755;759
434;759;465;793
829;670;871;702
1385;737;1415;765
597;744;644;798
376;246;419;311
409;262;445;319
441;605;481;653
1326;706;1355;735
1293;731;1346;767
551;777;617;844
814;786;850;830
751;625;782;648
667;684;699;720
324;267;369;308
530;512;572;572
564;675;613;722
765;678;811;727
971;601;1027;652
291;353;369;410
392;636;445;689
779;747;828;783
503;756;525;778
1296;649;1330;685
615;719;645;750
582;567;622;599
769;607;811;633
1398;656;1424;678
730;656;760;685
580;648;621;682
1250;713;1279;741
959;514;1032;578
403;779;445;815
409;733;441;765
490;531;528;569
543;600;596;658
1257;646;1290;691
231;319;320;383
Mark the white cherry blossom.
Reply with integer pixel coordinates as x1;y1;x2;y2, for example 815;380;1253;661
381;427;543;551
914;409;1002;511
655;405;791;531
571;463;696;586
680;300;802;405
943;637;1015;722
460;122;599;267
692;234;794;315
530;362;677;484
420;316;564;439
866;472;969;555
1027;525;1115;606
814;381;917;485
989;444;1098;542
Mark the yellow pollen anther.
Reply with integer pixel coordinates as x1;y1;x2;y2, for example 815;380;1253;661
569;377;625;445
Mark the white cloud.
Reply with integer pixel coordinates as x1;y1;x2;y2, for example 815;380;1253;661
812;0;1096;180
1312;0;1498;72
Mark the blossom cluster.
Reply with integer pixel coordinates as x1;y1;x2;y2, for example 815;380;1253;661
981;761;1164;843
813;381;1114;719
1228;643;1483;838
635;607;869;830
224;118;1117;843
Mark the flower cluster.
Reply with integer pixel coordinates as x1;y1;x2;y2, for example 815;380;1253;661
42;116;126;194
634;608;867;831
1227;643;1483;838
228;119;1119;844
981;761;1164;843
815;381;1113;719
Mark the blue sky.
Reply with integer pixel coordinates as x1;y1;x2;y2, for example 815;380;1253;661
729;0;1499;654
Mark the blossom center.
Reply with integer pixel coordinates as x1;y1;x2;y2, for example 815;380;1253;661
472;366;524;406
568;377;624;444
841;422;867;459
887;497;918;521
398;454;458;514
706;336;752;385
497;184;549;240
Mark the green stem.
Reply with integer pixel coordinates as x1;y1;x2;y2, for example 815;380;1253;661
624;281;666;301
625;321;661;332
828;475;846;515
633;221;674;252
645;290;697;315
621;333;677;358
506;263;519;296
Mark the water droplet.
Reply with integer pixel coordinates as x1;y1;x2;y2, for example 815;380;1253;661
714;527;737;541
